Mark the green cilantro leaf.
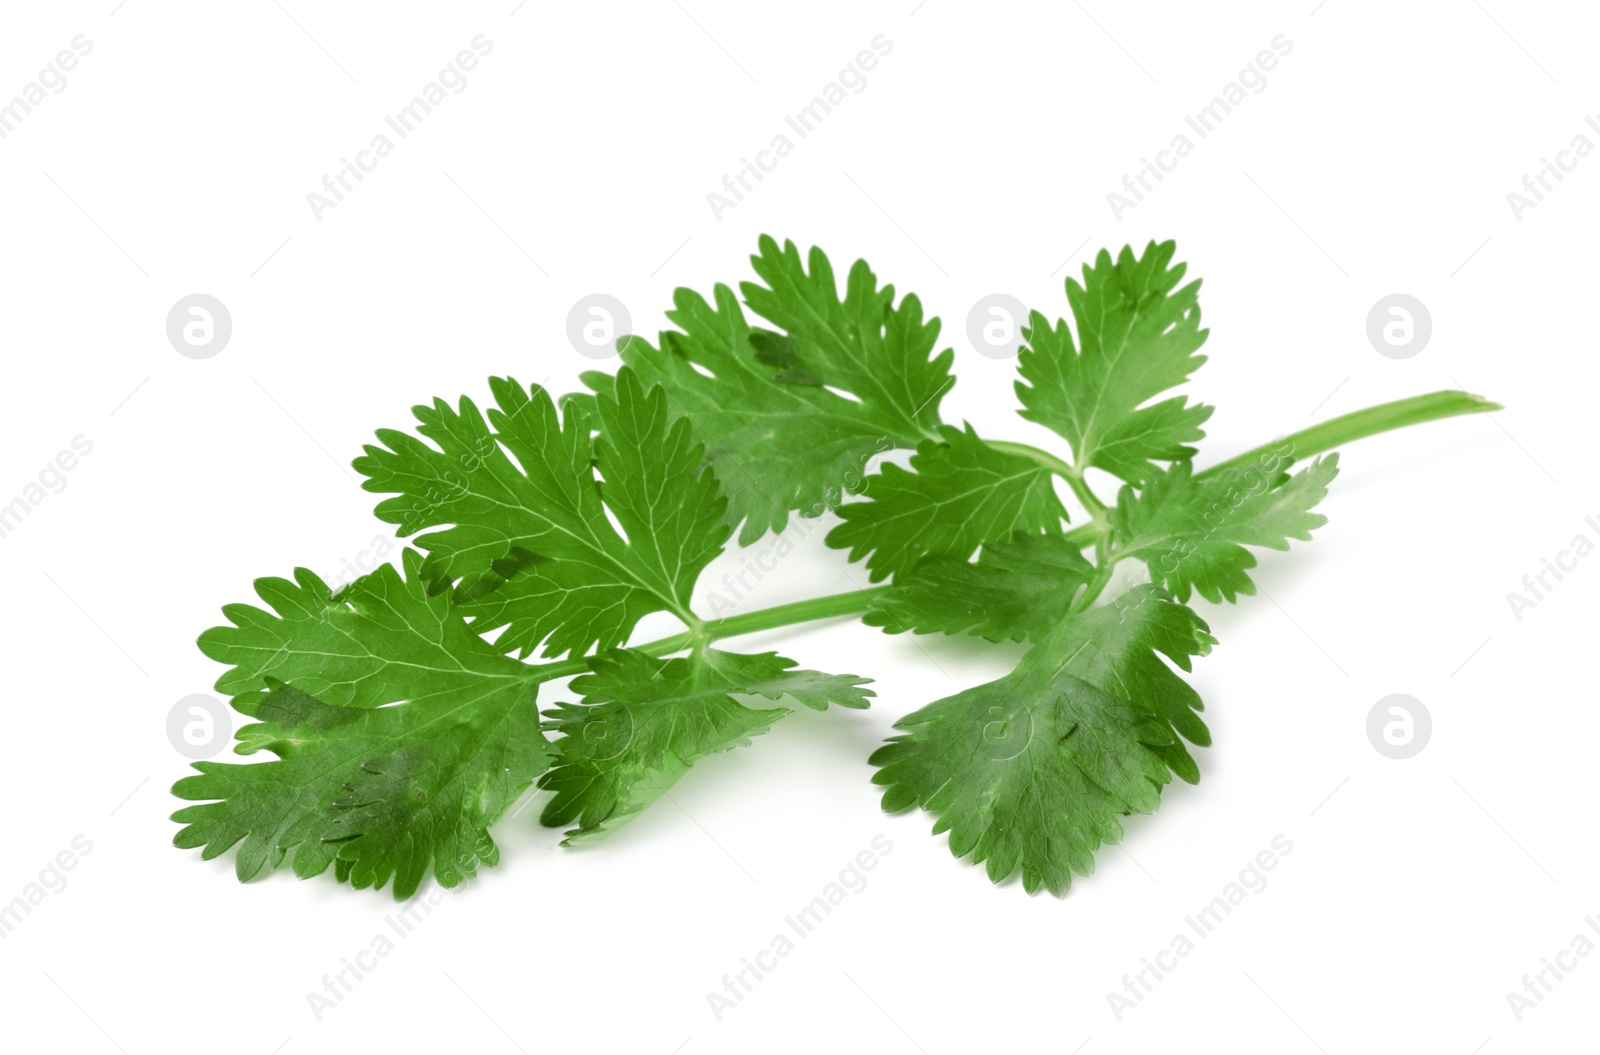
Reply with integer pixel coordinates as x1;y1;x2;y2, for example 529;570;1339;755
540;648;872;843
864;532;1095;642
1113;455;1340;603
173;235;1499;901
172;551;548;899
355;367;728;658
825;423;1068;581
1016;241;1212;483
740;234;953;436
585;236;952;545
870;586;1213;895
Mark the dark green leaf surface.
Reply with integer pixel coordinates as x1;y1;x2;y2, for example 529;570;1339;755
826;424;1068;582
1016;241;1212;483
355;367;728;658
586;236;953;544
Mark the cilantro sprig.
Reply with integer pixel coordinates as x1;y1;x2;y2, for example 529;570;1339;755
173;238;1499;898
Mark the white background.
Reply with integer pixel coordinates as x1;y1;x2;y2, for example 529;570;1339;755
0;1;1593;1052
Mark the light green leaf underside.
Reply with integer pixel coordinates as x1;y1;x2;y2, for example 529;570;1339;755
865;532;1096;643
175;551;551;899
540;647;872;844
1113;455;1340;603
870;586;1213;896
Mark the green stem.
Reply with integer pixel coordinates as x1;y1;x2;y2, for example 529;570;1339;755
695;587;885;643
1064;473;1106;518
1198;389;1501;479
1070;565;1115;614
1058;389;1501;546
987;439;1075;478
987;438;1106;521
528;587;885;682
527;390;1499;682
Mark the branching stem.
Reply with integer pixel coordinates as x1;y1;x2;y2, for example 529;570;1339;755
526;390;1500;680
